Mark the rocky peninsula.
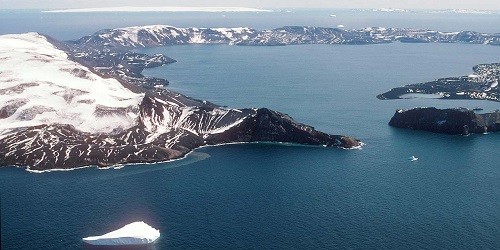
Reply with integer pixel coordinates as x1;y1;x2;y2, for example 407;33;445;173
378;63;500;102
0;32;361;172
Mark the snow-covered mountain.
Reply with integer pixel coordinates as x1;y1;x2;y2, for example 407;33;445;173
0;33;143;136
0;32;361;171
72;25;500;48
74;25;259;47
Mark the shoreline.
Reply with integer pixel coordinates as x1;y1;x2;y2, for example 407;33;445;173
16;140;364;174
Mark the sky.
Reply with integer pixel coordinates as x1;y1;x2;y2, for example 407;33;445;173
1;0;500;10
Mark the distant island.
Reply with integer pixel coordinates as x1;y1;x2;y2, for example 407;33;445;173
378;63;500;102
389;108;500;135
0;32;361;172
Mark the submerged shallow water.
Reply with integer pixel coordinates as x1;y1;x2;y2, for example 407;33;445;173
2;41;500;249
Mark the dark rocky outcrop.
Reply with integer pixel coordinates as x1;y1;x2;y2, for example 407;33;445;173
389;107;500;135
0;96;361;171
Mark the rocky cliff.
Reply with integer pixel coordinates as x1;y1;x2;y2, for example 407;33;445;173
389;107;500;135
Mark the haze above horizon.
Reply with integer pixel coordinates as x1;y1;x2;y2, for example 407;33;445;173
1;0;500;10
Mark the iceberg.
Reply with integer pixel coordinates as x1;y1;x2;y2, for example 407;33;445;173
83;221;160;246
408;156;418;162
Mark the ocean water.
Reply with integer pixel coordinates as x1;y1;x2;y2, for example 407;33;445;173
1;11;500;250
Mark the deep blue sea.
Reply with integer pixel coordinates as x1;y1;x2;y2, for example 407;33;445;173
1;10;500;250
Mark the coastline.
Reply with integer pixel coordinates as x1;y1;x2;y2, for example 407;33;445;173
17;140;364;174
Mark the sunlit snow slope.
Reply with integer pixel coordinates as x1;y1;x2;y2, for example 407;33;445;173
0;33;144;137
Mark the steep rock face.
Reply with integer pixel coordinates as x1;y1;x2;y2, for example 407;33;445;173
389;108;500;135
0;96;361;171
205;108;360;148
72;25;500;48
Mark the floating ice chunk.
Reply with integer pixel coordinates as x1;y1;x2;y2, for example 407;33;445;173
83;221;160;246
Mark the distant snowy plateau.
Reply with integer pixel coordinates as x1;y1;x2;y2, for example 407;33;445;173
0;31;361;171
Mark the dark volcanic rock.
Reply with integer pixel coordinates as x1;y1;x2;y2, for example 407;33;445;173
0;124;184;170
0;97;361;171
206;108;360;148
389;107;500;135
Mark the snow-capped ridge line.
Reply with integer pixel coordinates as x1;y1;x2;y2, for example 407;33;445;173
73;24;500;48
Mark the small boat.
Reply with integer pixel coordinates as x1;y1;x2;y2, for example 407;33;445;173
472;107;483;111
83;221;160;247
408;156;418;162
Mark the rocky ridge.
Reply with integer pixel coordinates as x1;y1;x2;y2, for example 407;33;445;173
72;25;500;48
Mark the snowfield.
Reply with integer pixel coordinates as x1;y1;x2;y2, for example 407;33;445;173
0;33;144;137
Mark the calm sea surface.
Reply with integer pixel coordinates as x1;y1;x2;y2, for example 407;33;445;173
1;11;500;250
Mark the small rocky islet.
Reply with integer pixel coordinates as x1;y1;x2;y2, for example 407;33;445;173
389;108;500;135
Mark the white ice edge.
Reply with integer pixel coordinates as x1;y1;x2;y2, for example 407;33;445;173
21;140;364;173
82;221;160;246
43;6;273;13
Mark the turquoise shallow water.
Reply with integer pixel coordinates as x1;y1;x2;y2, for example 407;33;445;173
1;41;500;249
